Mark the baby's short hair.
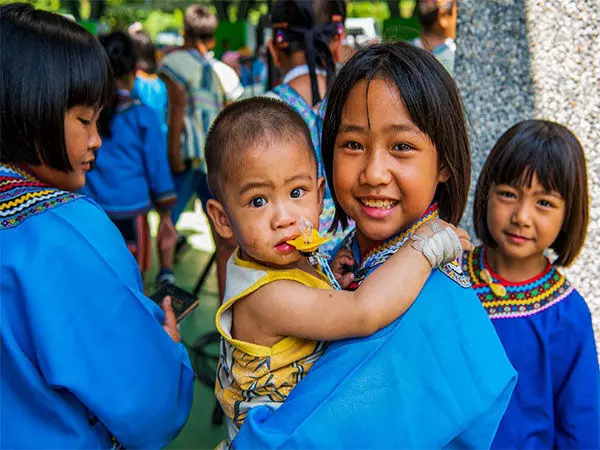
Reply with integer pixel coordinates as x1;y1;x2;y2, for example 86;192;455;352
205;97;316;201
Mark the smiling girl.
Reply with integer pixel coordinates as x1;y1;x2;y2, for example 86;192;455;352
233;42;517;449
463;119;600;448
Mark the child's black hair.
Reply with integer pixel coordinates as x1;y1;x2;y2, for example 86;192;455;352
473;119;589;267
270;0;346;106
0;3;113;172
322;42;470;230
97;31;137;138
184;4;218;42
205;97;316;201
130;29;157;74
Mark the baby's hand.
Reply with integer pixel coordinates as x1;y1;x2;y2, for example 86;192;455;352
410;219;473;267
330;249;356;289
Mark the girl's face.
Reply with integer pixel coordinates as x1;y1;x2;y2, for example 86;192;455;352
30;106;101;192
333;78;449;251
486;173;566;268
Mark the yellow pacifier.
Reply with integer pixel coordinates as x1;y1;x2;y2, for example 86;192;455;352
286;217;330;253
480;269;507;298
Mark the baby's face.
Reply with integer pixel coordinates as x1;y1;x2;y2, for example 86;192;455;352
221;136;324;268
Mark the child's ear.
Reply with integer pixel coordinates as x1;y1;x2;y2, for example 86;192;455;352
438;8;452;30
267;40;281;69
329;33;344;64
317;176;326;214
206;199;235;240
438;164;451;183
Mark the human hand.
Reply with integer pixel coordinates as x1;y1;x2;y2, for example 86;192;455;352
330;249;355;289
161;296;180;342
410;219;473;267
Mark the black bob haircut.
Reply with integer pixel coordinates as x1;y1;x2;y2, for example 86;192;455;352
322;42;471;231
205;97;316;202
473;119;589;267
0;3;113;172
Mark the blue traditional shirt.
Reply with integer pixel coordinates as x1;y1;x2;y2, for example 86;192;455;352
233;205;517;448
81;95;176;218
463;246;600;449
0;164;194;448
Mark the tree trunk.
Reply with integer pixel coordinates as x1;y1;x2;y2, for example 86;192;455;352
387;0;400;18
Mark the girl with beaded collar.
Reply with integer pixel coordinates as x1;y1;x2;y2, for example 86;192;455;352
0;4;193;447
463;119;600;448
233;42;517;449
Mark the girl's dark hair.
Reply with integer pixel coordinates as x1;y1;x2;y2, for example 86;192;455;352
322;42;470;231
130;29;157;74
0;3;113;172
473;120;589;267
98;31;137;138
271;0;346;106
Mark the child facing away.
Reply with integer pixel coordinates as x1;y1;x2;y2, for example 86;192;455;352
159;3;232;297
232;42;517;449
462;119;600;448
204;97;472;440
81;32;178;285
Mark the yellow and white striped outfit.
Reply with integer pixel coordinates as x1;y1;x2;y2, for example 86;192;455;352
215;251;331;439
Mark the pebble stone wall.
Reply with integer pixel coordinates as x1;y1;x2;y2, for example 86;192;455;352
455;0;600;341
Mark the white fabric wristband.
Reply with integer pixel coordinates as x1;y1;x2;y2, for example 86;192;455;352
409;223;462;268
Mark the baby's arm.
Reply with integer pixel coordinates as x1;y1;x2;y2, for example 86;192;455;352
243;219;471;342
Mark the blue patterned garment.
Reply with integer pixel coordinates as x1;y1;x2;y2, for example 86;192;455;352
463;246;600;448
0;164;194;448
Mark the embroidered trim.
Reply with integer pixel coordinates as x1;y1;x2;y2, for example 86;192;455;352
0;165;80;230
462;246;574;319
439;260;471;288
343;203;467;290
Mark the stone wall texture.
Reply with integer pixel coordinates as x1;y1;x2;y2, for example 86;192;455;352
455;0;600;341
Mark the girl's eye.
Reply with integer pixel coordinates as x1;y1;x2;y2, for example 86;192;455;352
498;190;516;199
538;199;555;208
78;118;91;126
343;141;363;151
392;143;413;152
290;188;305;199
250;197;267;208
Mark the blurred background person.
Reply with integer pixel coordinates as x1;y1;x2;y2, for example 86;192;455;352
411;0;457;76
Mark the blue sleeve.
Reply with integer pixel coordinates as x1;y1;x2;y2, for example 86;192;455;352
138;106;177;210
551;291;600;449
234;271;517;449
27;199;193;448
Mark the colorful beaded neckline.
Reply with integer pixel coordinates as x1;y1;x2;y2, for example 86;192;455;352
462;246;573;319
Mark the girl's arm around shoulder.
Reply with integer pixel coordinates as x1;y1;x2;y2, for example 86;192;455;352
551;288;600;449
238;220;471;343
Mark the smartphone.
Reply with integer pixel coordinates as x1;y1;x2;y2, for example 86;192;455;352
150;283;199;323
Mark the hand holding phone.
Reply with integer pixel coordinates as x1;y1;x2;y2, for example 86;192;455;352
150;283;199;323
